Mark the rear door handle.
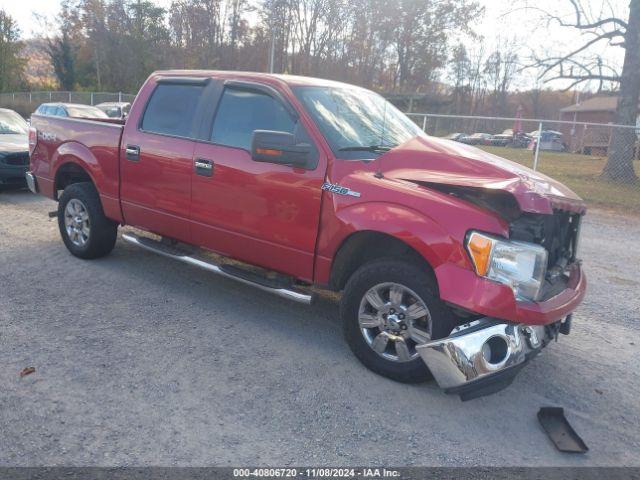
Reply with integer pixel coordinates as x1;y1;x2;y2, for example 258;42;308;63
125;145;140;161
194;158;214;177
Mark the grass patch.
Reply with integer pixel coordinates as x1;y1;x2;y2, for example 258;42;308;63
479;146;640;214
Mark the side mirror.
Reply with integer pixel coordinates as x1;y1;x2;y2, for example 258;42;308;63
251;130;311;168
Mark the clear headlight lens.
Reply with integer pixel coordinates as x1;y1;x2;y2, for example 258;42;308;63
466;231;548;302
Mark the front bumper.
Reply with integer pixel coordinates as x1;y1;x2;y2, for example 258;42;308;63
417;317;567;400
0;165;29;186
435;262;586;325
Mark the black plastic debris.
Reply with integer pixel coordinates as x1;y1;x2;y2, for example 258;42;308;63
538;407;589;453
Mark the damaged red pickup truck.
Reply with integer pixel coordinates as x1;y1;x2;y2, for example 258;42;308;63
27;71;586;399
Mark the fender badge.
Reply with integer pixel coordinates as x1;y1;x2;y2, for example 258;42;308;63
321;182;361;197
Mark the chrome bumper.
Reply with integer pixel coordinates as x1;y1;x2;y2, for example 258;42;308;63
417;318;555;400
25;171;38;194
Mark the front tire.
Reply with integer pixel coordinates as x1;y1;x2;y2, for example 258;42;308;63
58;182;117;259
341;259;457;383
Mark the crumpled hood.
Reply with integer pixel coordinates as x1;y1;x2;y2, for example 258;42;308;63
0;134;29;154
378;136;586;215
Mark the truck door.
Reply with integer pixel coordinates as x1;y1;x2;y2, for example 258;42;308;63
120;78;209;243
190;82;325;281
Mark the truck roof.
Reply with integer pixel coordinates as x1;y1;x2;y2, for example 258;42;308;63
151;70;366;90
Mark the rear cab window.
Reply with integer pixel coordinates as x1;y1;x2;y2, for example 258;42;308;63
141;82;207;139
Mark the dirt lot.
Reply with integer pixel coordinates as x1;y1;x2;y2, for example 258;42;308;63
1;189;639;466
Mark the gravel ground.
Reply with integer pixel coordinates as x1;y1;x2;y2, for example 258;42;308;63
1;189;639;467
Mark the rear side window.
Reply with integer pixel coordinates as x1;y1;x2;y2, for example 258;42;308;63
141;83;205;138
211;88;295;150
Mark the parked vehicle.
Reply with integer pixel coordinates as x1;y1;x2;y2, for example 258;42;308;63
443;132;465;142
34;103;109;119
528;130;567;152
459;132;492;145
27;71;586;400
0;108;29;189
488;134;511;147
96;102;131;119
512;131;532;148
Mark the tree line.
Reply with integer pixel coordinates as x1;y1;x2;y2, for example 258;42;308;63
42;0;482;95
1;0;578;121
0;1;596;121
0;0;636;184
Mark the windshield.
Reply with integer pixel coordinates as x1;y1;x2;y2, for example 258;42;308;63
66;106;109;119
293;86;425;159
0;110;28;134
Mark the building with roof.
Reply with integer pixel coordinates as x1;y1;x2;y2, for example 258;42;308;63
557;95;639;154
559;96;621;124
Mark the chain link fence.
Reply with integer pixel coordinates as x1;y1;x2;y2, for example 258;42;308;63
1;90;638;213
0;91;137;118
406;113;640;214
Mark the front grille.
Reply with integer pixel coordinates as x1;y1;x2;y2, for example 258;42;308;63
2;152;29;166
510;210;582;269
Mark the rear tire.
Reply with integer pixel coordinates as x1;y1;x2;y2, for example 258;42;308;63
58;182;117;259
341;258;457;383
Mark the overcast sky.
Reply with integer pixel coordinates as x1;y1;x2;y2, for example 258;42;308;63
4;0;627;91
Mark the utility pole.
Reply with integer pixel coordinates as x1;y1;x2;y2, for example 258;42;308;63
269;27;276;73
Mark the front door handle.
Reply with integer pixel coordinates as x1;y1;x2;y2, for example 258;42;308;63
125;145;140;161
195;158;214;177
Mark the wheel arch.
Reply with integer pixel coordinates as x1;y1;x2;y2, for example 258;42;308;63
329;230;439;292
322;201;460;292
54;162;95;200
51;142;100;200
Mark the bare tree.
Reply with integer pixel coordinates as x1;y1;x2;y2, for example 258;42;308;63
484;40;519;117
533;0;639;183
389;0;482;91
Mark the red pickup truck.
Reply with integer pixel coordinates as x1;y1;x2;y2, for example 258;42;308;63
27;71;586;399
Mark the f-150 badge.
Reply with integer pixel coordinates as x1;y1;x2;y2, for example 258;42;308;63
321;182;361;197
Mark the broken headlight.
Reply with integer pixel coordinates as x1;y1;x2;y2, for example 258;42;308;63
466;231;548;302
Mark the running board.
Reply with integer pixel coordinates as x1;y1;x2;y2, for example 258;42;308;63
121;232;314;305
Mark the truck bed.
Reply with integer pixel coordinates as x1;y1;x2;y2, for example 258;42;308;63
29;115;125;222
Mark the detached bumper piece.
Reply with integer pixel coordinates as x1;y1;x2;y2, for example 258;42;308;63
417;317;557;400
538;407;588;453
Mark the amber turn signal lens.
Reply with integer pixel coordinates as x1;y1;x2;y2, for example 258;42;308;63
467;232;494;276
256;148;282;156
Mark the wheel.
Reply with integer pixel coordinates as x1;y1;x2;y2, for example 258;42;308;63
58;182;117;259
341;259;457;383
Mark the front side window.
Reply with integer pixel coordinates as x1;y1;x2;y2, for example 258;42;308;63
293;86;425;159
141;84;205;138
211;88;295;150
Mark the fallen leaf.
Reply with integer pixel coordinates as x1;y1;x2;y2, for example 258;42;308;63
20;367;36;378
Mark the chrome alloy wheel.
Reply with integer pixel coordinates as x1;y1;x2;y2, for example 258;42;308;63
358;282;432;362
64;199;91;247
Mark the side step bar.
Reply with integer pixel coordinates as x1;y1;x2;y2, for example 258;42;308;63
121;232;314;305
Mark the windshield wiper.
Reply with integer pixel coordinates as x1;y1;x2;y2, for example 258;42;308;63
338;144;394;152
